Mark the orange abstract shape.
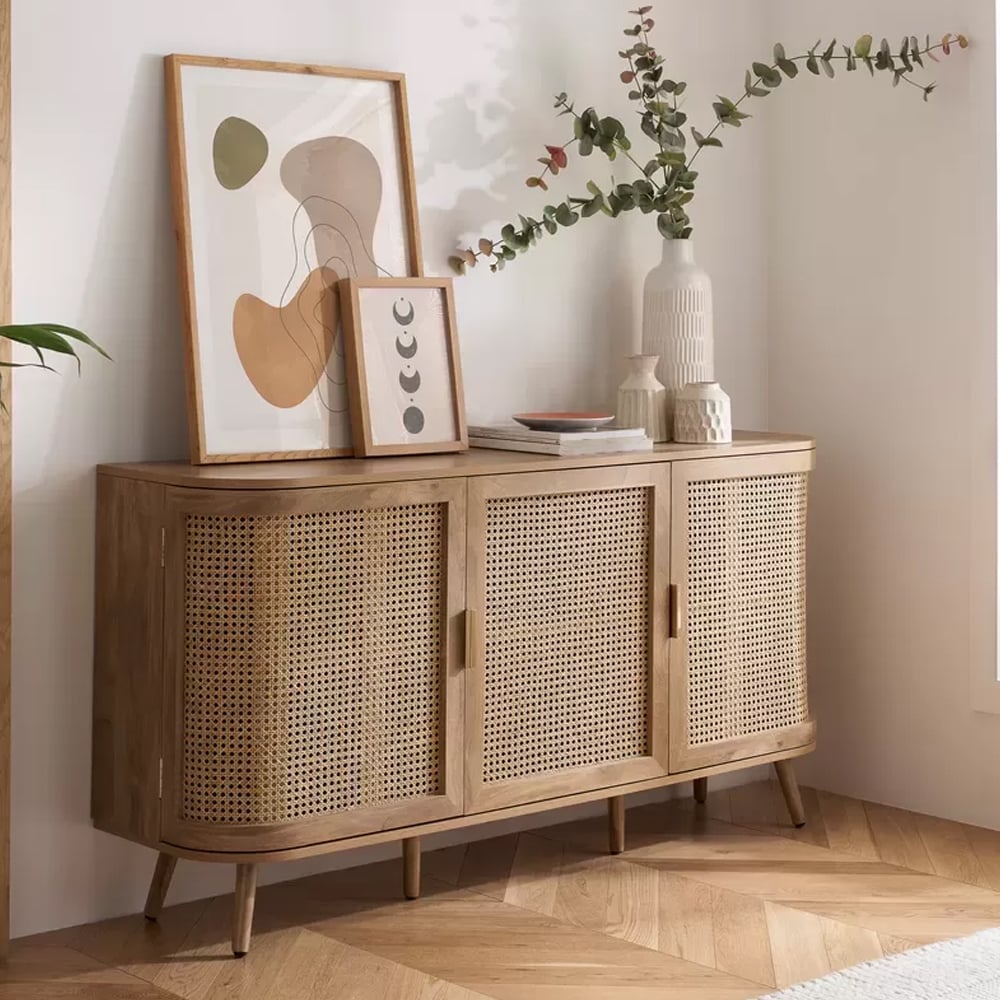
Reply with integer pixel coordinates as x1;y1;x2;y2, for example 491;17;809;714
233;266;339;409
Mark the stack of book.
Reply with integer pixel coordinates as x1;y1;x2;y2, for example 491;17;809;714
469;424;652;456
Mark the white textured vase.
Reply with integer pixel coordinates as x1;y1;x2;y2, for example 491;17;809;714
674;381;732;445
641;239;714;438
616;355;669;442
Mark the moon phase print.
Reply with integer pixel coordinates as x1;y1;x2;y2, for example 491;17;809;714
339;278;468;457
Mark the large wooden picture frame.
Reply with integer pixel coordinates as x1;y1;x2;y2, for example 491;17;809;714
165;55;424;465
339;277;467;457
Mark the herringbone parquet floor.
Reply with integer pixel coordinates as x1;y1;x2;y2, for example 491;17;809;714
8;779;1000;999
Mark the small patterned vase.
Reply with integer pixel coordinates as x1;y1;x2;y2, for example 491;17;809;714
616;355;669;442
673;381;732;444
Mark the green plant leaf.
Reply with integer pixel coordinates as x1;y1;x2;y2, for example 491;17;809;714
822;39;837;61
855;34;873;58
656;213;676;239
806;54;820;75
777;58;799;78
752;62;781;87
655;151;684;166
1;326;80;370
821;57;835;78
26;323;111;361
579;135;594;156
692;128;722;148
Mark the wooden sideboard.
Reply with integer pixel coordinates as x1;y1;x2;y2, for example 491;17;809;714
92;432;816;956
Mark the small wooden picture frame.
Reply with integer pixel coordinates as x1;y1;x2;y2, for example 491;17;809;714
339;277;468;457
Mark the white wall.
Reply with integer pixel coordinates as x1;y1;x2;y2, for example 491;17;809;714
10;0;771;937
767;1;999;825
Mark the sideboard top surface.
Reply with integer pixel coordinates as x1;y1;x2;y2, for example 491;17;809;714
98;431;814;491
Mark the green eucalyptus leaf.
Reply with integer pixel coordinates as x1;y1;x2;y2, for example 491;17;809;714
806;54;820;74
692;128;723;148
855;34;873;58
656;151;685;166
752;62;781;87
822;39;837;60
778;58;799;78
821;58;835;78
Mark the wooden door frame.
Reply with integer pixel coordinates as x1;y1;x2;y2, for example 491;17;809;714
0;0;12;959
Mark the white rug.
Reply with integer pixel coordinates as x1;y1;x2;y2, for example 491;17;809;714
760;929;1000;998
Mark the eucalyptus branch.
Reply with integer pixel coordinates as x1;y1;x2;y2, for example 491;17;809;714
689;34;965;166
449;13;969;275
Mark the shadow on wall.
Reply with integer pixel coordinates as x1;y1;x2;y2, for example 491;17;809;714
414;0;637;417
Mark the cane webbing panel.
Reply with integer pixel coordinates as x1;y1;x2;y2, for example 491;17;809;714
685;472;808;747
482;486;651;785
182;504;445;826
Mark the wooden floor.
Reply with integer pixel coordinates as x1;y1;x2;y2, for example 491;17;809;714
8;779;1000;998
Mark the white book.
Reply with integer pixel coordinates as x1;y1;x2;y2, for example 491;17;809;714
469;423;645;445
470;435;653;457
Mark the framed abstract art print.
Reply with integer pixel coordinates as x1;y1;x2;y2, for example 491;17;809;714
165;55;424;463
339;277;468;457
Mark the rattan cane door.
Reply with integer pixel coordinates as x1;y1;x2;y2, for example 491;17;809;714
160;480;466;853
668;451;817;772
465;466;670;812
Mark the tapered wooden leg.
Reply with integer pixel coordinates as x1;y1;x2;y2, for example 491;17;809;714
774;759;807;828
693;777;708;805
403;837;421;900
232;864;257;957
608;795;625;855
143;853;177;921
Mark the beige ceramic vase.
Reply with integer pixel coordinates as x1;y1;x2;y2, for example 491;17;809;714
616;355;669;442
673;381;732;444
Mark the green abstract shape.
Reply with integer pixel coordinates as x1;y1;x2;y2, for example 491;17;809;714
213;117;268;190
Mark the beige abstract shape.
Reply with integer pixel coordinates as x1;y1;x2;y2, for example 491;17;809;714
233;266;339;409
280;137;382;279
